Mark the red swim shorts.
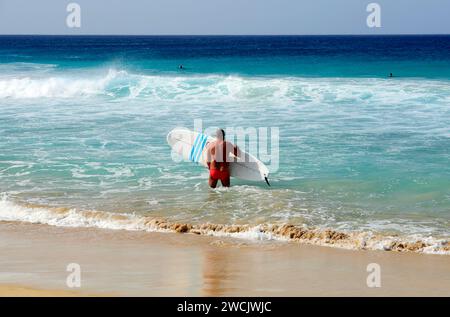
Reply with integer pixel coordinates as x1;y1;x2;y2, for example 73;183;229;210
209;169;230;182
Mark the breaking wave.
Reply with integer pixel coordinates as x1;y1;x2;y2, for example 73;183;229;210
1;68;450;105
0;195;448;255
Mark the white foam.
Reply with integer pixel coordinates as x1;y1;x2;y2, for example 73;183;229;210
195;224;280;241
0;69;120;99
0;194;146;231
1;68;449;106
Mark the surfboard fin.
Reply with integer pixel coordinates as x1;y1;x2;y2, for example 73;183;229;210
264;177;271;187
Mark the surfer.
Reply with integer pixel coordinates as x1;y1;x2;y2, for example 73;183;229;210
206;129;240;188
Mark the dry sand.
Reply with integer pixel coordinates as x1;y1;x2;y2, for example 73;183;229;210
0;221;449;296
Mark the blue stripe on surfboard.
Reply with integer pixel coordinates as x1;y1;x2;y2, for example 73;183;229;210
189;134;201;161
190;134;204;162
194;135;208;162
192;134;206;162
195;135;208;162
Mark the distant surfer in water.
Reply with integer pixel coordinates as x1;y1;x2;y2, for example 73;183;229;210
206;129;240;188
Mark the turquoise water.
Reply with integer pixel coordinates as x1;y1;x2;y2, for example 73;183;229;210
0;36;449;246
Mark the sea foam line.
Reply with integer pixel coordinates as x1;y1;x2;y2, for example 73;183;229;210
0;195;448;255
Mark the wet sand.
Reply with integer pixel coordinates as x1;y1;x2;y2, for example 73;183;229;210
0;221;449;296
0;284;86;297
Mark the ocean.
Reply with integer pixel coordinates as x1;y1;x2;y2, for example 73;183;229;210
0;35;449;253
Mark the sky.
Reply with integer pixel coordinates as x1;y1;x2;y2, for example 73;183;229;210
0;0;449;35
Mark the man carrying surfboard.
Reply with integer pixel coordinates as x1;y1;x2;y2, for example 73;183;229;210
206;129;240;188
167;128;270;186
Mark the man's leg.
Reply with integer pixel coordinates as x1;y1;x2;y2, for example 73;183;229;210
209;176;218;188
221;175;230;187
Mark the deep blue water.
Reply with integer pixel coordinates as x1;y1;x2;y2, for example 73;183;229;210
2;35;450;77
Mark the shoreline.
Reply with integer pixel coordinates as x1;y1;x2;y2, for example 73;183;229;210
1;221;449;296
1;198;448;255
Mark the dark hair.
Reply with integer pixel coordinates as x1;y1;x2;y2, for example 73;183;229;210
221;129;225;140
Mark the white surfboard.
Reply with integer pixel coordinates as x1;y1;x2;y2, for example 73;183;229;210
167;128;270;184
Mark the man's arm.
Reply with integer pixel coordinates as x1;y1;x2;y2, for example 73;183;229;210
206;142;213;169
233;145;241;158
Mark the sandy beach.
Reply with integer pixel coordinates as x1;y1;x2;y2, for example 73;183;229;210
0;221;449;297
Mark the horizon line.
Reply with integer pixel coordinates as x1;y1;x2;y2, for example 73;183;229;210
0;33;449;37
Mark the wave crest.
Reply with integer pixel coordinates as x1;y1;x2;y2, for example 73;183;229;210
1;68;450;104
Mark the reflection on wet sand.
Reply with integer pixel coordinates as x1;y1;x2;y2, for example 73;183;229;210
201;247;232;296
